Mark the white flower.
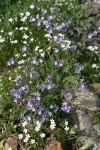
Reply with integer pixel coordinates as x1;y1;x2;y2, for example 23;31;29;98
23;54;27;57
23;41;27;44
35;46;39;51
17;60;25;64
40;133;45;138
24;27;28;31
92;64;97;68
30;38;34;42
50;119;56;130
20;13;24;17
30;4;34;9
26;134;30;139
39;59;43;63
0;38;5;43
26;12;30;16
19;27;23;30
0;30;4;33
35;126;40;132
40;52;45;57
35;121;41;132
39;49;43;53
8;18;13;22
23;137;29;143
18;134;23;139
15;53;20;57
23;134;30;143
23;34;29;39
64;126;69;131
23;128;28;133
50;124;56;130
65;121;68;126
11;40;18;44
21;16;27;22
22;121;27;127
30;139;35;144
8;32;13;36
87;46;94;51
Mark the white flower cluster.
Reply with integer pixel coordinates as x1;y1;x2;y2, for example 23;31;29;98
61;40;71;50
0;35;5;43
87;46;98;53
64;121;69;132
35;121;41;131
18;121;36;144
92;63;99;69
50;119;56;130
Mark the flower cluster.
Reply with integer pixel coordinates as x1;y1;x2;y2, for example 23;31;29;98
0;0;99;149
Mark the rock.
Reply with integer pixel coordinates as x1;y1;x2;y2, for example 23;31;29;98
81;0;100;17
94;124;100;136
73;88;100;111
0;136;18;150
76;110;97;136
75;136;99;150
44;137;63;150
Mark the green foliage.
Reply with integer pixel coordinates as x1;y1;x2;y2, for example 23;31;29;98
0;0;99;149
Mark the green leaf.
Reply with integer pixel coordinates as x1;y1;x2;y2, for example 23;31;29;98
0;140;4;148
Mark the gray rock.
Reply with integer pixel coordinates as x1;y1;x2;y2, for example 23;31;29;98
94;124;100;136
75;136;99;150
73;89;100;111
81;0;100;17
76;110;97;136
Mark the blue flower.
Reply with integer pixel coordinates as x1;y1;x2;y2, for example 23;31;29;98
61;102;71;113
20;45;27;52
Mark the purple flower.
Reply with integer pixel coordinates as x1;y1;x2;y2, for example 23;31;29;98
48;26;53;34
34;92;41;101
22;116;27;121
36;14;40;19
29;16;35;22
93;30;97;36
27;101;33;109
64;92;72;99
88;33;93;39
41;9;47;15
53;47;59;53
31;57;37;64
61;23;66;27
38;107;44;116
55;60;63;67
50;104;54;109
20;45;27;52
14;75;23;86
61;102;71;113
10;88;20;99
7;58;15;66
30;71;39;78
56;25;63;31
14;98;18;103
40;83;46;91
53;35;60;42
46;82;55;90
69;45;77;50
80;79;87;90
88;31;98;39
